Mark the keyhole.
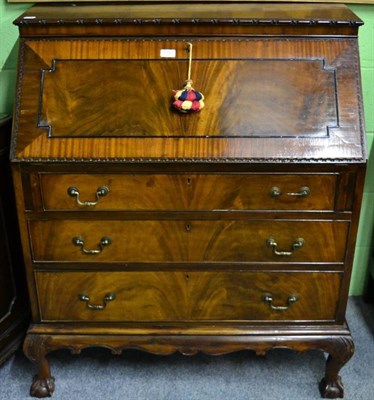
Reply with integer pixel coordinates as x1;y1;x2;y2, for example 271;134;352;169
185;274;190;281
185;223;191;232
186;177;192;185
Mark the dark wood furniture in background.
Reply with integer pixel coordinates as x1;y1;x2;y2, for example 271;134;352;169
0;116;29;365
364;238;374;302
11;3;367;398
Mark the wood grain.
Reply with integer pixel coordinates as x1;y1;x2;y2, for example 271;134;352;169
12;38;365;162
40;173;338;211
12;3;364;24
29;219;349;263
39;59;337;138
35;270;342;322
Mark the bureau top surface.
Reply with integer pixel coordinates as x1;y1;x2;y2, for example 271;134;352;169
11;3;367;163
15;3;361;22
14;3;362;35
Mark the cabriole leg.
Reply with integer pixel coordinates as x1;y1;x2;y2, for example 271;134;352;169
23;334;55;398
319;337;354;399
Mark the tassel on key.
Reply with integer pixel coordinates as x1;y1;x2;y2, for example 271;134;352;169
173;42;205;113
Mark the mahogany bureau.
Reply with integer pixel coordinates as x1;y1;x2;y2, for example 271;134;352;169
10;2;367;398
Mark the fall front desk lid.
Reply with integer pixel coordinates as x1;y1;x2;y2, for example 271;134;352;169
11;3;366;163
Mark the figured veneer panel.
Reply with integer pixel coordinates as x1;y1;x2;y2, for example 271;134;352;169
40;173;338;211
29;219;349;263
12;38;364;162
38;59;337;139
35;270;342;323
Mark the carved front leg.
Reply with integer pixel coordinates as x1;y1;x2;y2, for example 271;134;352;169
319;337;354;399
23;334;55;398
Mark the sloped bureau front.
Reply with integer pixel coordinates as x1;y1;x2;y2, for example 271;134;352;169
13;37;364;161
11;3;366;399
38;57;337;138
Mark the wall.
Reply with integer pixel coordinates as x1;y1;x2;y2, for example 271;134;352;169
0;1;31;114
0;1;373;294
349;5;374;294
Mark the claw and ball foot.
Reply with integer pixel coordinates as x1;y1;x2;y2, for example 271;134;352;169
24;335;55;398
30;375;55;398
319;376;344;399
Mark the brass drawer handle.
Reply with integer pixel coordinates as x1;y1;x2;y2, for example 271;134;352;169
262;293;299;311
266;237;304;256
270;186;310;198
78;292;116;310
67;186;109;207
72;236;112;255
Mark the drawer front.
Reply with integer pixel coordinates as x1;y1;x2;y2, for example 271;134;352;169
29;219;348;263
35;270;341;322
40;173;337;211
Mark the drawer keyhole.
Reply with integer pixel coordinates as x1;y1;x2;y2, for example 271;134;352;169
185;223;192;232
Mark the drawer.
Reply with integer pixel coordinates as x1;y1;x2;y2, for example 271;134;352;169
40;173;337;211
29;219;349;263
35;270;342;322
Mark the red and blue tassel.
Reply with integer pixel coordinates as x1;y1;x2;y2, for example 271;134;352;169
172;42;205;113
173;81;205;113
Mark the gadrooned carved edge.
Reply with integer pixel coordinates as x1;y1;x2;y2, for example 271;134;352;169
15;17;363;27
12;156;367;164
10;39;25;162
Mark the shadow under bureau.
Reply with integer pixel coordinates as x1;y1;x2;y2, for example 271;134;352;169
10;2;367;398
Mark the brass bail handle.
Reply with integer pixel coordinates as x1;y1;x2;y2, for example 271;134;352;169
67;185;109;207
78;292;116;310
262;293;299;311
270;186;310;198
266;237;304;256
72;236;112;255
